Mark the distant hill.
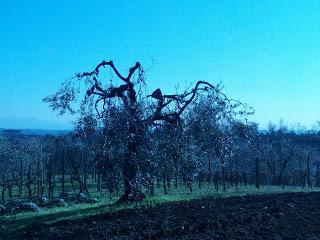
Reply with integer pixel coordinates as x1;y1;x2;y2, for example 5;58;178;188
0;117;72;130
0;128;72;136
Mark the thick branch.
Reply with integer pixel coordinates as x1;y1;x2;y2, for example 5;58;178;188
79;61;142;116
148;81;217;124
77;61;127;82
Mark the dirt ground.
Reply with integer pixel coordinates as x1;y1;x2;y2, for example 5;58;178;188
11;192;320;239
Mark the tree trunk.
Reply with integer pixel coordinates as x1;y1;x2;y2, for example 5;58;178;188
208;156;211;185
83;148;88;193
150;180;154;196
167;175;171;190
255;157;260;189
8;185;12;203
189;180;193;193
213;171;219;191
123;142;138;199
117;96;145;203
1;185;6;204
48;157;53;197
299;158;303;187
163;177;167;195
222;161;226;192
97;167;102;192
61;147;65;194
235;156;239;190
175;175;178;189
307;155;311;189
19;158;23;196
243;172;247;187
37;152;40;196
27;163;32;198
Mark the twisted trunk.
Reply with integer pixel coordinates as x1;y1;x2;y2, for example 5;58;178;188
117;84;145;203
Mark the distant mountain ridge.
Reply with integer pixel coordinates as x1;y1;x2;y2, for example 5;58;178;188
0;128;72;136
0;117;72;130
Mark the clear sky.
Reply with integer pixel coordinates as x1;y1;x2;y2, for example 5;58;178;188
1;0;320;129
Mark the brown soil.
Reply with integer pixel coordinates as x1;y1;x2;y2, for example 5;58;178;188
11;192;320;239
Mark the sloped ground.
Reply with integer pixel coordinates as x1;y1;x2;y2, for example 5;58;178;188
8;192;320;239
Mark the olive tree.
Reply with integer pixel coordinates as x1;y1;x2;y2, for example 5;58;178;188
44;59;242;202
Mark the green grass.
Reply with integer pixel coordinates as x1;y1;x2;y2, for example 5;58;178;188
0;184;318;237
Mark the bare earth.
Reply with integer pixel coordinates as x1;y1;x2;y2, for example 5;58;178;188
10;192;320;240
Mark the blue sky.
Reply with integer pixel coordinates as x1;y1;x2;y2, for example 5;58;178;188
1;0;320;129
